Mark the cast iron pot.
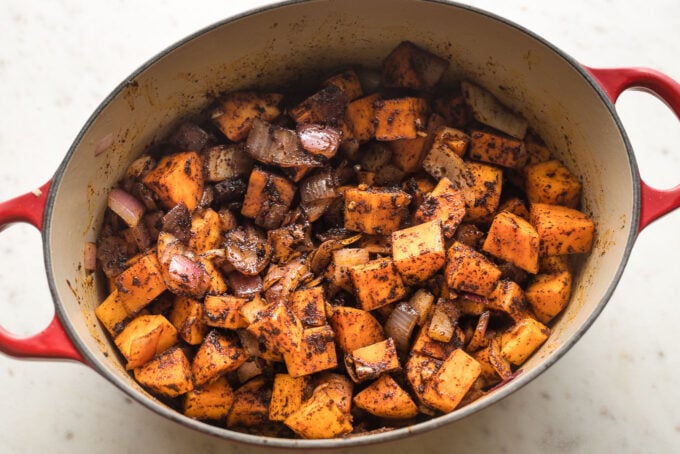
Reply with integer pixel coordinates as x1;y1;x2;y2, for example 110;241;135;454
1;0;679;448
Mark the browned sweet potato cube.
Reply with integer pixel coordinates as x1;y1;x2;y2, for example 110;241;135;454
241;168;296;229
389;113;446;172
374;97;429;141
525;159;582;208
350;257;408;311
530;203;595;255
323;68;363;101
290;85;348;125
524;130;552;166
344;186;411;235
525;271;572;323
469;130;527;169
421;131;470;188
432;93;472;129
168;296;206;345
95;290;130;336
382;41;449;92
134;347;194;398
226;377;272;428
539;255;571;274
411;323;456;361
498;197;530;220
500;317;550;365
284;386;352;439
421;349;481;413
487;280;528;323
464;162;503;223
184;376;235;421
212;91;283;142
142;151;204;211
344;93;380;142
199;258;227;295
353;374;418;419
283;325;338;378
315;373;354;414
114;252;166;314
192;330;247;386
247;300;303;355
471;346;502;387
432;126;470;157
482;211;540;274
189;208;222;255
114;314;178;370
269;374;310;422
346;338;400;383
413;177;466;239
289;286;327;328
392;220;446;285
329;306;385;354
405;352;442;404
445;241;502;297
328;248;370;293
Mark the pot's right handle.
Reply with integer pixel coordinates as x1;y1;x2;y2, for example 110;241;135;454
0;181;85;363
585;66;680;232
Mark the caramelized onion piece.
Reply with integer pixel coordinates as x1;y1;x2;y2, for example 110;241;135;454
225;224;271;276
384;302;419;354
228;272;263;297
297;124;341;158
161;202;191;243
246;118;324;168
466;311;490;352
461;81;528;139
108;188;145;228
299;169;337;204
83;242;97;271
157;232;210;298
308;234;362;275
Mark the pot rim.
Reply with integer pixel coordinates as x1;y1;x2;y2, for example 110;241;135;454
43;0;641;448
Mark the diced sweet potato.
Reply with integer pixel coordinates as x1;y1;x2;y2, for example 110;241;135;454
405;352;442;404
323;68;363;101
328;248;370;293
191;330;248;386
421;132;470;189
389;113;446;172
269;374;310;422
289;286;327;328
525;159;582;208
346;338;400;383
482;211;540;274
500;317;550;365
344;186;411;235
290;85;348;126
241;167;296;230
328;306;385;354
471;346;502;387
350;257;408;311
374;97;429;141
464;162;503;223
134;347;194;398
539;255;571;274
114;314;178;370
247;300;303;355
392;220;446;285
353;374;418;419
184;376;235;421
315;373;354;414
199;258;227;295
381;41;449;92
525;271;572;323
142;151;204;211
344;93;380;142
114;252;166;314
487;280;528;322
189;208;222;255
226;377;272;428
413;177;466;239
411;324;456;361
95;289;130;336
445;241;502;297
468;130;527;169
432;93;472;129
421;349;481;413
212;91;283;142
530;203;595;255
283;325;338;378
267;223;313;264
524;131;552;166
168;296;206;345
284;386;352;439
498;197;530;220
432;126;470;157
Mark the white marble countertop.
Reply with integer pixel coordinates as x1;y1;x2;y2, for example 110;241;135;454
1;1;679;452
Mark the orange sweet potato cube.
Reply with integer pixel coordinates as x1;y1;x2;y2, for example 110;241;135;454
289;85;348;125
525;271;572;323
524;130;552;166
405;352;442;404
445;241;502;297
168;296;206;345
353;374;418;419
500;317;550;365
468;130;527;169
189;208;222;255
269;374;310;422
413;177;466;239
191;330;248;386
488;280;529;322
530;203;595;255
323;68;363;101
247;300;303;355
114;252;166;314
284;386;352;439
203;295;249;329
241;168;296;229
344;93;381;142
389;113;446;172
328;248;370;293
133;347;194;398
283;325;338;378
421;349;481;413
199;258;227;295
392;220;446;285
114;314;178;370
374;97;429;141
226;377;272;428
411;323;456;361
346;338;400;382
381;41;449;92
290;286;327;328
498;197;530;220
464;161;503;223
344;186;411;235
184;376;235;421
350;257;408;311
482;211;540;274
142;151;204;211
212;91;283;142
95;289;131;336
328;306;385;354
315;372;354;414
525;159;582;208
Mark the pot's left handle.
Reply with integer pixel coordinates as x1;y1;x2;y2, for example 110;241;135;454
0;181;85;362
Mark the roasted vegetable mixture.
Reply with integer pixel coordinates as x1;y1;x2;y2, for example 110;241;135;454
93;41;594;439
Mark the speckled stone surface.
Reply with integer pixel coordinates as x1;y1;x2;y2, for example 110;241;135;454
1;1;679;452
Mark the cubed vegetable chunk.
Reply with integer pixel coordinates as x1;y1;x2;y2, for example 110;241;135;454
482;211;540;274
488;280;529;322
445;241;502;297
226;377;272;428
381;41;449;92
241;168;296;229
353;374;418;419
283;325;338;377
374;97;429;141
344;186;411;235
346;338;400;383
247;300;303;355
468;129;527;169
114;314;178;370
525;271;572;323
530;203;595;255
191;330;247;386
421;349;481;412
500;317;550;365
284;387;352;439
114;252;166;314
289;286;327;328
329;306;385;353
344;93;380;142
95;290;130;336
168;296;206;345
389;113;446;172
212;91;283;142
413;177;466;239
464;162;503;223
350;257;408;311
525;159;582;208
392;220;446;285
134;347;194;398
142;151;204;211
269;374;309;422
184;376;235;421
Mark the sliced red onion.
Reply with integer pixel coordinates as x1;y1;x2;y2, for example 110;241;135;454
428;306;454;343
228;272;262;297
461;81;528;139
308;234;362;275
83;242;97;271
237;358;264;383
203;144;254;182
459;292;488;305
301;199;332;223
108;188;145;228
167;254;211;297
384;302;419;353
409;289;435;326
466;310;490;352
300;169;337;204
246;118;324;168
297;124;341;158
225;225;271;276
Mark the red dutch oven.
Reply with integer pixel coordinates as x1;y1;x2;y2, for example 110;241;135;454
1;0;679;448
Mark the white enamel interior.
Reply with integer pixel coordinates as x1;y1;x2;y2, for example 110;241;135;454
44;0;638;448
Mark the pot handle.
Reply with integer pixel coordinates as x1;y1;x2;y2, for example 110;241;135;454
585;66;680;232
0;181;85;362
